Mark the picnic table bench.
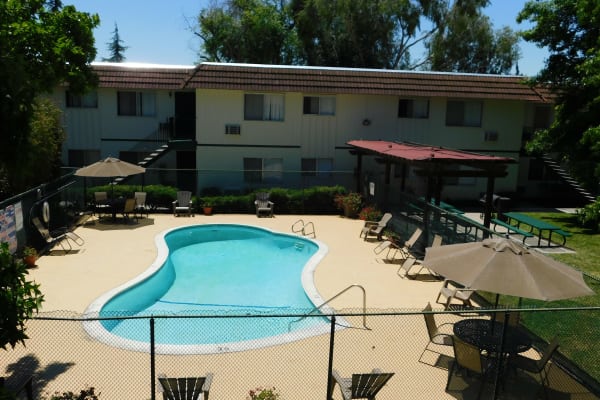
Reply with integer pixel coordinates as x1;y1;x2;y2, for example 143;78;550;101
491;218;534;244
503;212;572;247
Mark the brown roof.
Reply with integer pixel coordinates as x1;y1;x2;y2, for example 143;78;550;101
92;63;194;90
184;63;552;102
89;62;552;102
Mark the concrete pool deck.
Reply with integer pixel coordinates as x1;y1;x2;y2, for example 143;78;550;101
8;212;595;399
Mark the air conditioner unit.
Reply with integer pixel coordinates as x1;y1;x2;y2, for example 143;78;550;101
225;124;241;135
484;131;498;142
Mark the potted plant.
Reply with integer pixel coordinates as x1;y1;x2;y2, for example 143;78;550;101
358;205;383;222
201;199;213;216
22;246;38;267
247;386;280;400
334;192;363;218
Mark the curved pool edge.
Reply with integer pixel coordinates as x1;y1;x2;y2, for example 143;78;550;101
83;223;347;354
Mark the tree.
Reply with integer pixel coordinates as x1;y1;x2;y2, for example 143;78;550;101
0;242;44;351
102;22;128;62
0;0;99;198
518;0;600;193
196;0;447;69
197;0;299;64
428;0;520;74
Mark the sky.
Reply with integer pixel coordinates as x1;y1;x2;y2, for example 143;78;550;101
65;0;549;76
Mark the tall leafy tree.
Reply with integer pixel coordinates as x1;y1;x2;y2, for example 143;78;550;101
0;0;98;198
197;0;299;64
102;22;128;62
428;0;520;74
518;0;600;193
197;0;447;69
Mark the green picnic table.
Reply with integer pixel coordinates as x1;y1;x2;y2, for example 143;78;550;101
503;212;572;247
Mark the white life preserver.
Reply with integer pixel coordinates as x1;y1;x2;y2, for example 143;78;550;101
42;201;50;223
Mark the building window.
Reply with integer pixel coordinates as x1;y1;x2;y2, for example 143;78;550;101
398;98;429;118
117;91;156;116
301;158;333;177
445;100;482;127
244;94;284;121
68;149;100;167
303;96;336;115
66;91;98;108
243;158;283;183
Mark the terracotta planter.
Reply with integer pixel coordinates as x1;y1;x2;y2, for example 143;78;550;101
23;255;37;267
203;206;213;216
343;204;358;218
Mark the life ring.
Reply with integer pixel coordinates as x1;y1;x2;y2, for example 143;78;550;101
42;201;50;223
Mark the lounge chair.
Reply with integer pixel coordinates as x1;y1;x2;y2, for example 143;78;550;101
436;280;476;310
31;216;84;253
446;335;493;399
173;191;194;217
158;374;213;400
420;302;454;365
359;213;392;241
395;227;423;260
254;192;274;217
510;337;559;399
134;191;149;218
330;369;394;400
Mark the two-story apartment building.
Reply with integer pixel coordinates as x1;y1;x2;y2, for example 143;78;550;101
53;62;555;203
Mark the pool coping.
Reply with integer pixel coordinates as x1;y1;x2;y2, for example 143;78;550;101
82;223;347;354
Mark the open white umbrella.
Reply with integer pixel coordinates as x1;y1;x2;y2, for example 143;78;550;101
75;157;145;178
423;237;594;302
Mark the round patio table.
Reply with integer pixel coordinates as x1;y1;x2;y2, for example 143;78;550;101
453;318;532;355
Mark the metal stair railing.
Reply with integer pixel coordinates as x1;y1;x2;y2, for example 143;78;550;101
291;219;316;238
288;284;370;331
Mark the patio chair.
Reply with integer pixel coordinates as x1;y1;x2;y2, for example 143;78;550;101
510;337;559;400
436;280;476;310
93;191;111;219
396;227;423;259
254;192;274;217
420;302;454;365
31;216;84;253
121;198;138;222
446;335;494;399
173;191;194;217
397;257;419;279
134;191;149;218
330;368;394;400
359;213;392;241
158;374;213;400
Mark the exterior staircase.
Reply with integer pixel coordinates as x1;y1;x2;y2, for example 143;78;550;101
112;143;170;185
541;154;596;204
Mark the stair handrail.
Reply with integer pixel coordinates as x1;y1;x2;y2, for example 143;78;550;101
288;284;370;331
291;219;316;238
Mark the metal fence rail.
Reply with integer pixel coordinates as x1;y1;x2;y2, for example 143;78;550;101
2;308;599;400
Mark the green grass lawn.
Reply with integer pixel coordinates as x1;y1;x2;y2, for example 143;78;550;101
479;211;600;383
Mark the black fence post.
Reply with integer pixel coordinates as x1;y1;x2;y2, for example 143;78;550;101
150;317;155;400
326;315;336;400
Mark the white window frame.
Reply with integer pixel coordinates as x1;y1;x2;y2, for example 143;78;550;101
243;157;283;183
117;91;157;117
445;100;482;127
66;90;98;108
303;96;336;116
244;93;285;121
301;158;333;177
398;98;429;119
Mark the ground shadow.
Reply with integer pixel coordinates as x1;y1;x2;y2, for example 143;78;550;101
83;217;155;231
3;354;75;399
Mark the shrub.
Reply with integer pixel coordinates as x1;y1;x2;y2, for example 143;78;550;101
358;206;383;221
576;198;600;232
247;387;280;400
44;387;99;400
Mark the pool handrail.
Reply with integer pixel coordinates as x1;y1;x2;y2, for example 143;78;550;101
288;284;370;331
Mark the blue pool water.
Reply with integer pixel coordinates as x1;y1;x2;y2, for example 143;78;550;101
84;224;333;354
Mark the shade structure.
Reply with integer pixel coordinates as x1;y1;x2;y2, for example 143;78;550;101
75;157;145;178
423;237;594;302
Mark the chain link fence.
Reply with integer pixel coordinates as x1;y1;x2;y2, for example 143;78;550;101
2;308;599;399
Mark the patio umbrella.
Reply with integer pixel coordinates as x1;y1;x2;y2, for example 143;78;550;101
422;237;594;303
75;157;145;178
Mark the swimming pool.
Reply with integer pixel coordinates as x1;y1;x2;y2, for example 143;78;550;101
83;224;339;354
